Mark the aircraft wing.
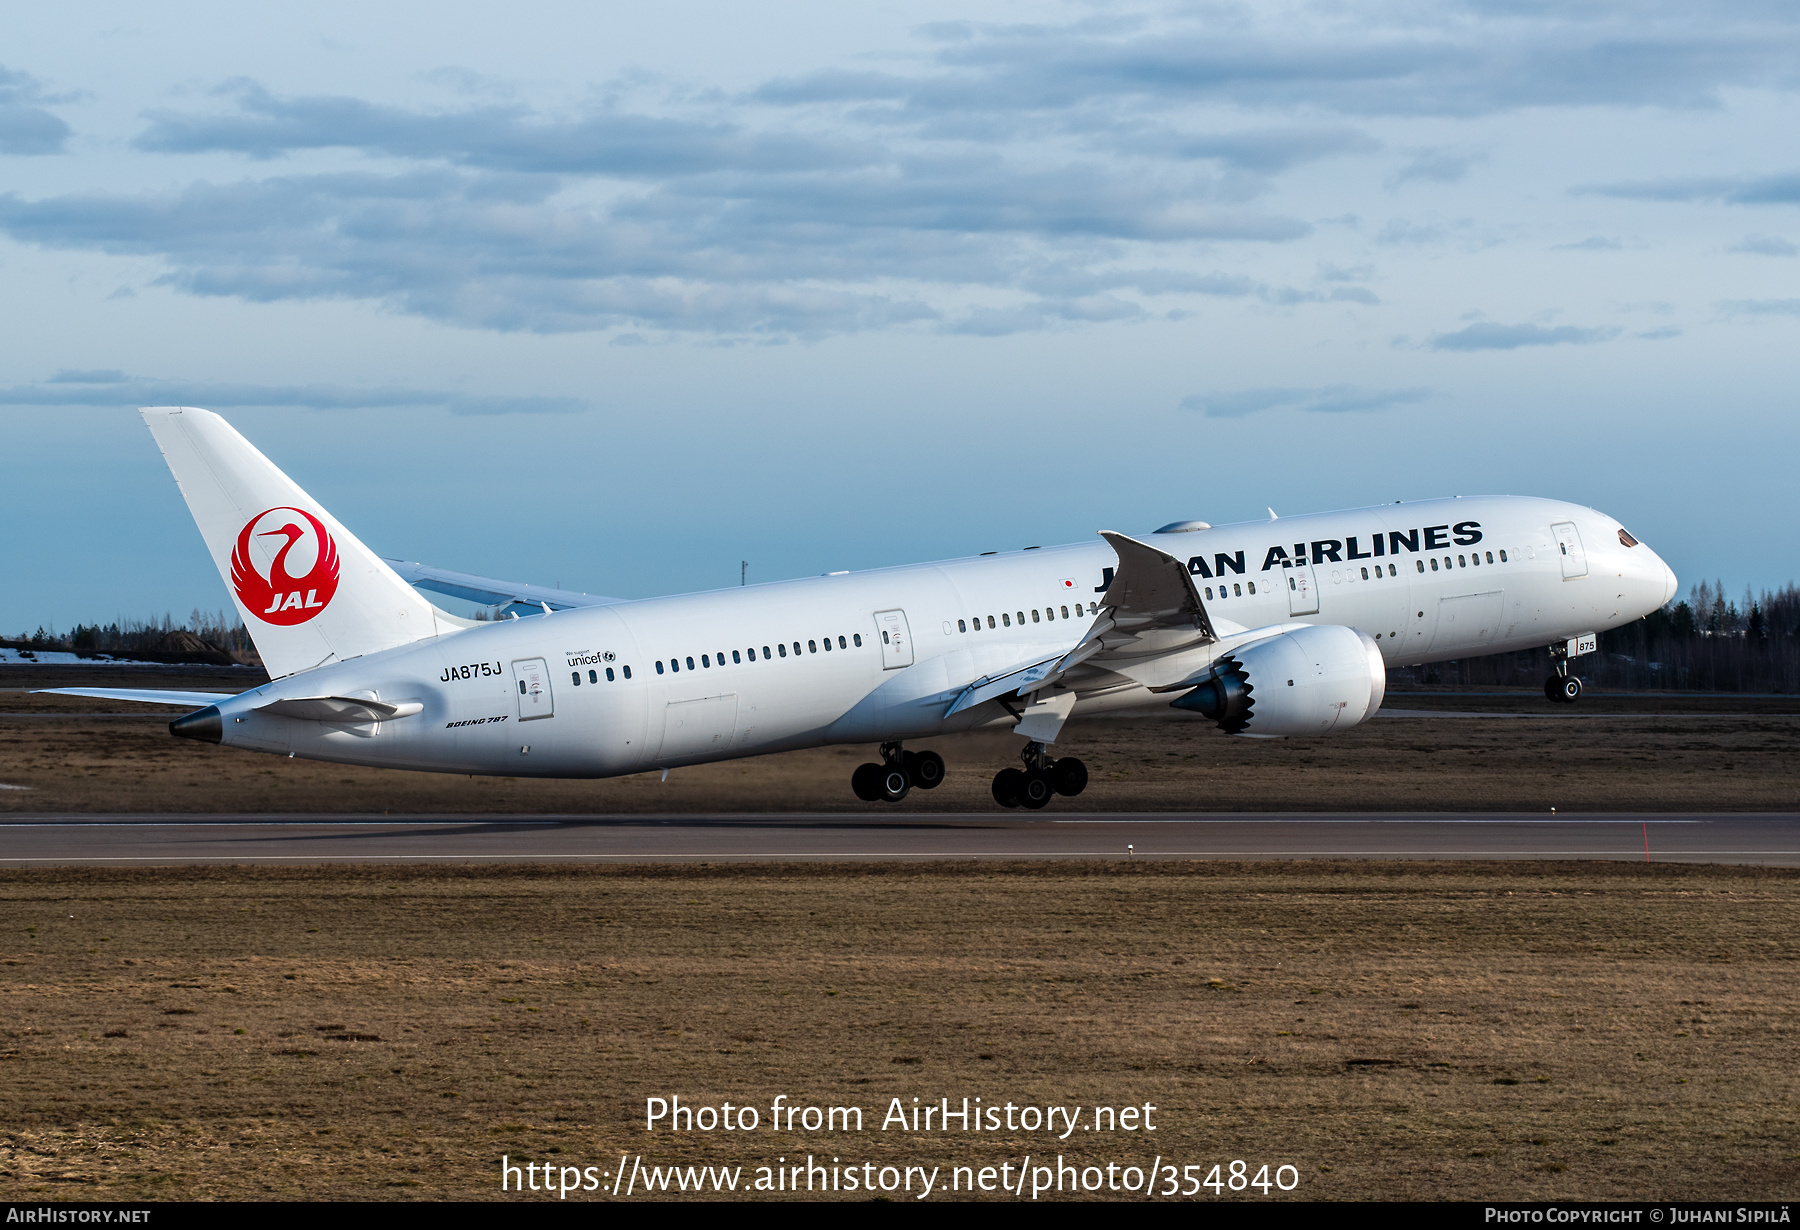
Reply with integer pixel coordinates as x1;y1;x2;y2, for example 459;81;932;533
382;559;621;611
36;688;237;707
945;531;1218;716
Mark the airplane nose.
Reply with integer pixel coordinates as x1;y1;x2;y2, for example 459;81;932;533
1661;558;1678;606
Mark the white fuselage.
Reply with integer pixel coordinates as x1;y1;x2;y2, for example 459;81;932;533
204;496;1676;777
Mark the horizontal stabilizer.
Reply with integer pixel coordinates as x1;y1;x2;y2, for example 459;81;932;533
255;696;423;723
382;559;619;611
35;687;237;707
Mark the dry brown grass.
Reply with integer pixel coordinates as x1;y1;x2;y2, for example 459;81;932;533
3;862;1798;1201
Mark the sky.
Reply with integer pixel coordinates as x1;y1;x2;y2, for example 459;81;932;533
3;0;1797;635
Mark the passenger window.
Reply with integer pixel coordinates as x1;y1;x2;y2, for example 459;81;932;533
1031;609;1040;623
1417;561;1425;573
1044;607;1053;621
1247;582;1256;594
606;667;615;681
838;636;847;648
1206;587;1213;599
681;656;691;671
853;634;862;647
1470;554;1479;566
1486;551;1494;563
1458;555;1466;567
622;665;631;679
1001;613;1011;627
987;616;996;629
589;669;598;683
763;646;772;659
1061;606;1070;619
732;650;741;664
958;619;967;632
1430;558;1439;571
1233;583;1242;596
1389;564;1397;576
1017;612;1025;625
822;637;831;651
1360;568;1368;580
1500;550;1508;562
808;640;817;653
779;643;787;657
571;672;580;685
656;661;665;674
701;654;710;667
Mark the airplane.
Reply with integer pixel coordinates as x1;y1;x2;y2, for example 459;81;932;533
45;407;1679;810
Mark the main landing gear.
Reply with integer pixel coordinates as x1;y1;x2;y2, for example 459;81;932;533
991;742;1088;811
851;741;945;803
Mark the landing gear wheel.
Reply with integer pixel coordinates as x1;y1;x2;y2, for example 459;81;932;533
992;768;1024;808
906;749;946;790
1551;675;1583;704
879;764;912;803
1050;757;1088;797
1018;770;1055;810
851;762;885;802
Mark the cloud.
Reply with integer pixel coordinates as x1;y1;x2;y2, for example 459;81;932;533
1719;298;1800;316
1580;172;1800;206
1180;384;1432;418
0;64;73;155
0;372;584;415
134;80;866;178
1554;236;1625;251
1427;322;1619;351
15;6;1796;340
763;8;1800;120
47;368;128;384
1388;148;1485;188
1727;234;1798;256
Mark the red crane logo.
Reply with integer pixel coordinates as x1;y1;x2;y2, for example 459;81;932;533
230;507;341;626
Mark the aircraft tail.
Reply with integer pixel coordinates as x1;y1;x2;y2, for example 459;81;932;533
142;407;454;679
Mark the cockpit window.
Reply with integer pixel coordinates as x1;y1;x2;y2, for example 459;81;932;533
1619;528;1639;547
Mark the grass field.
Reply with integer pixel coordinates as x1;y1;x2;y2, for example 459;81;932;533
3;861;1797;1202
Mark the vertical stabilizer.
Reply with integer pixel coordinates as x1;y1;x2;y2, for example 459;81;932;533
142;406;447;678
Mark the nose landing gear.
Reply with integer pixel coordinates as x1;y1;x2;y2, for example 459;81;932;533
850;742;946;803
1545;673;1583;704
992;742;1088;810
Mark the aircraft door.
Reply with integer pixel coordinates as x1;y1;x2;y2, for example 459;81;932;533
511;658;554;721
1286;564;1319;616
1552;522;1588;578
875;609;914;669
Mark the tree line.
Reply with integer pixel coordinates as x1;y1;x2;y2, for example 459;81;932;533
9;610;257;663
1390;580;1800;693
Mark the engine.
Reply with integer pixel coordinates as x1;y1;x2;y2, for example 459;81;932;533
1170;624;1386;736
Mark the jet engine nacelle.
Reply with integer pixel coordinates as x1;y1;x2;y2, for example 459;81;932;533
1171;624;1386;736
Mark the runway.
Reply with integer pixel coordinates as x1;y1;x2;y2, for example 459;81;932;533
4;812;1800;865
